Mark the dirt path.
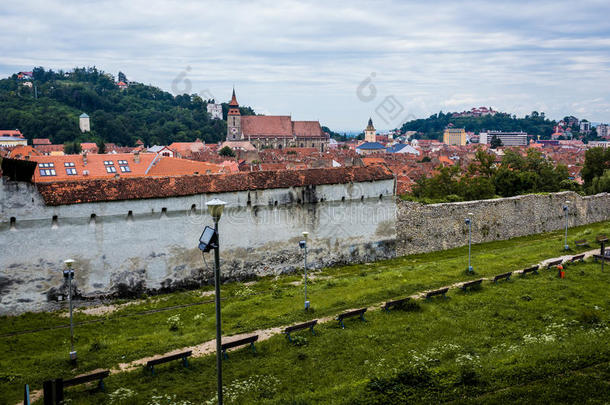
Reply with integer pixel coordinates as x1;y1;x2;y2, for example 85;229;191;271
21;249;601;403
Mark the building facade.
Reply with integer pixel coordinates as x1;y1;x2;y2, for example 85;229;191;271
206;103;223;120
226;90;329;151
0;130;27;147
79;113;90;133
364;118;376;142
479;131;528;146
443;127;467;145
597;124;610;139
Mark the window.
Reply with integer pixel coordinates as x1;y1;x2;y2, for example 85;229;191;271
118;160;128;165
64;162;75;167
39;162;55;168
66;168;77;175
120;165;131;172
106;166;117;173
39;169;56;176
103;160;114;165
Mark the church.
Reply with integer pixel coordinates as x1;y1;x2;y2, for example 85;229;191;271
226;90;330;151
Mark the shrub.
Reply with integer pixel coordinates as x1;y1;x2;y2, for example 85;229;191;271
167;314;182;331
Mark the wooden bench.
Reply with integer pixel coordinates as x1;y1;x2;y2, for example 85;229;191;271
546;259;563;269
593;254;610;263
596;235;608;243
43;369;110;403
570;254;585;263
146;350;191;375
384;297;411;311
336;308;367;329
520;265;539;276
221;335;258;359
425;287;448;299
575;239;589;247
461;279;483;291
284;320;317;342
493;272;512;283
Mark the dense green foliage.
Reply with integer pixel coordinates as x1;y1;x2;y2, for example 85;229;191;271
581;147;610;193
399;111;599;141
410;148;573;202
0;67;256;147
1;221;609;404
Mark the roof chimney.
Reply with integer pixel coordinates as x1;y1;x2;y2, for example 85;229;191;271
134;151;140;164
83;152;88;166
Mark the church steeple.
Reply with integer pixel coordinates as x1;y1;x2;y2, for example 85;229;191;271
227;88;242;141
364;117;376;142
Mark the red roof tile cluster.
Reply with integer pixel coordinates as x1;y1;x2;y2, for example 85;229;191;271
33;138;52;145
36;166;394;206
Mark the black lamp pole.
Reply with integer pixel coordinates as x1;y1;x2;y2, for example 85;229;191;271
213;217;222;405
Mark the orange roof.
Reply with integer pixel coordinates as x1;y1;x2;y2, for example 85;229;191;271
168;141;206;156
362;157;387;166
242;116;293;137
29;153;225;182
1;130;24;138
439;156;453;165
9;145;40;159
33;138;51;145
292;121;324;138
80;143;98;152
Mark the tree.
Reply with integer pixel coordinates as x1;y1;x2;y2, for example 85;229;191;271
218;146;235;157
591;169;610;194
490;135;503;149
63;141;81;154
581;147;610;189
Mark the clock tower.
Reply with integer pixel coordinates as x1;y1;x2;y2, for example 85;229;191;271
227;88;242;141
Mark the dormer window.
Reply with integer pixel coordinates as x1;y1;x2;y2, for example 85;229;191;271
103;160;114;165
106;166;117;173
66;168;77;175
39;162;55;168
64;162;75;167
118;160;128;165
40;169;56;176
120;165;131;172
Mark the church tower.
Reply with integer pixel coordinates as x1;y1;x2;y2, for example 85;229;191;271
227;89;242;141
364;117;376;142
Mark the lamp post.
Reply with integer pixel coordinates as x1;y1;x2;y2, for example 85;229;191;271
465;213;474;273
63;259;77;364
563;201;570;250
299;232;310;310
206;198;226;405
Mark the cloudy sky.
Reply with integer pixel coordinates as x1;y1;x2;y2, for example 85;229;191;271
1;0;610;131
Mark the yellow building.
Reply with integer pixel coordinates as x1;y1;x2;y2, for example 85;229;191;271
0;130;27;147
443;127;466;146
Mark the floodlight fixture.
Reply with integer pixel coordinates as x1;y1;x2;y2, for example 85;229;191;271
198;226;218;252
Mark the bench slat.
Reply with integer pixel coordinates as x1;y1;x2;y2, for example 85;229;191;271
570;254;585;262
63;370;109;387
337;308;367;320
425;287;448;298
384;297;410;310
221;335;258;351
546;259;563;268
521;265;539;275
461;279;483;289
146;351;192;367
285;320;318;334
493;271;512;282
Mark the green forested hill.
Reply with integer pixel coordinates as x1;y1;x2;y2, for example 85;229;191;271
0;67;255;146
399;111;589;141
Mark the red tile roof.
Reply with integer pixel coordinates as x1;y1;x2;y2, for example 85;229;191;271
36;166;394;206
292;121;324;138
242;116;293;137
33;138;52;145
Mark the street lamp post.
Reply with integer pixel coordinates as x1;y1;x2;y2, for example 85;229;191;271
563;201;570;250
465;213;474;273
201;198;226;405
63;259;77;364
299;232;310;310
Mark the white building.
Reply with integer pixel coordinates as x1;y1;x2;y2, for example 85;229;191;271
579;120;591;134
479;131;528;146
79;113;90;133
207;103;223;120
597;124;610;139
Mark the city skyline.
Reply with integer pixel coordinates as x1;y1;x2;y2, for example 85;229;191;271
1;0;609;130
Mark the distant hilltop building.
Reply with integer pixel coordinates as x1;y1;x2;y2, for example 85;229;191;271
226;89;329;151
443;125;467;146
579;120;591;134
597;124;610;139
79;113;90;133
480;131;528;146
207;103;223;120
452;106;498;118
117;81;128;90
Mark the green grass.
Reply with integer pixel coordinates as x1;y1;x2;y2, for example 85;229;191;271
0;221;609;404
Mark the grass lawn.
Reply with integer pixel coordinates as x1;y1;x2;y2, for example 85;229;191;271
1;221;609;404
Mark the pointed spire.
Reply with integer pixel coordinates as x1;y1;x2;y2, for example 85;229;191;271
229;87;239;106
365;117;375;131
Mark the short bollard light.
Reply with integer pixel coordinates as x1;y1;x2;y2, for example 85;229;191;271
563;201;570;250
465;213;474;273
63;259;77;363
299;231;310;310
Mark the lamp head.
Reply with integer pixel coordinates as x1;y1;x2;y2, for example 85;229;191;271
206;198;226;221
64;259;75;269
299;240;307;249
302;231;309;239
464;218;471;225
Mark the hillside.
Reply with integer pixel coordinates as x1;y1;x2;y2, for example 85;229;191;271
400;111;597;141
0;67;255;147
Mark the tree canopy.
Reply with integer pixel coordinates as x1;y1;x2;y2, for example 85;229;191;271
0;66;256;147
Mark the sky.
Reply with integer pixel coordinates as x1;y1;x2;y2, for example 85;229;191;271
1;0;610;131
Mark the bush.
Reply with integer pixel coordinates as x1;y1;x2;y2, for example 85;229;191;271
579;309;602;325
167;314;182;331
